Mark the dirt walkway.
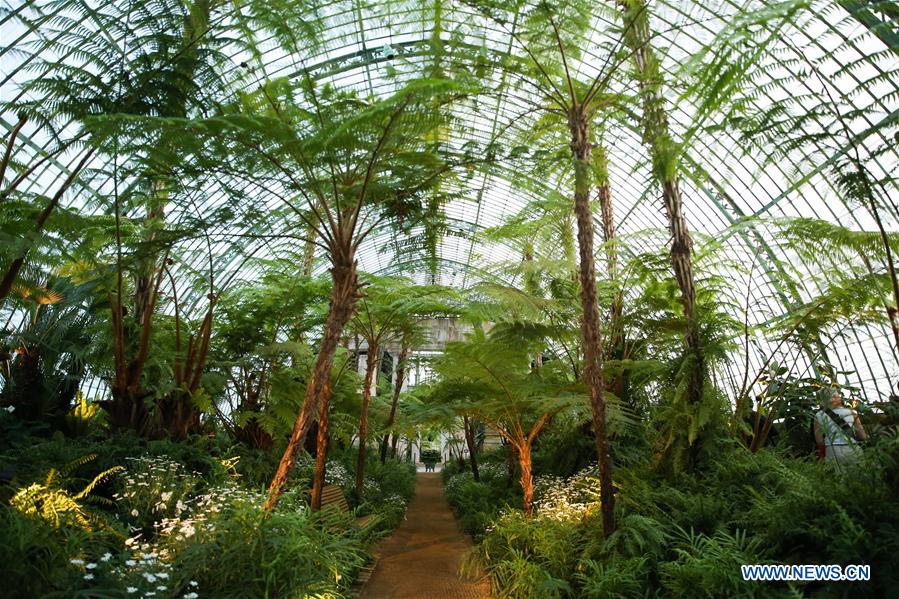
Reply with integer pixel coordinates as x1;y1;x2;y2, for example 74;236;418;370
360;473;491;599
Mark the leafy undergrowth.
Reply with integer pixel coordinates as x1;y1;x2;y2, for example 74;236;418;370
445;440;899;598
0;431;415;598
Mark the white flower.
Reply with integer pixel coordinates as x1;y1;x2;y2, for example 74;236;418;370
131;509;139;517
161;491;173;502
3;405;14;413
85;563;97;570
184;593;199;599
125;560;136;567
100;552;112;562
156;572;168;579
70;559;84;565
143;573;157;583
157;585;167;591
126;587;138;594
189;580;198;587
83;574;94;581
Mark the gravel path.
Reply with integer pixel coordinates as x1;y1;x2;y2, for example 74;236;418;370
360;473;491;599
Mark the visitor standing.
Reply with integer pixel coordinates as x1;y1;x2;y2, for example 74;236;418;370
813;389;867;466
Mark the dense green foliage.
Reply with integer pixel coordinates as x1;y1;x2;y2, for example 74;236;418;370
445;424;899;598
0;422;415;598
2;0;899;596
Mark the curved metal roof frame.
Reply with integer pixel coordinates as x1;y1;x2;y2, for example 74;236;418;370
1;0;897;399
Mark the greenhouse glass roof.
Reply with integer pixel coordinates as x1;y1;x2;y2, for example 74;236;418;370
1;0;897;400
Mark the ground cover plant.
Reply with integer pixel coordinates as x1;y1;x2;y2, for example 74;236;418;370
0;422;415;598
444;424;899;598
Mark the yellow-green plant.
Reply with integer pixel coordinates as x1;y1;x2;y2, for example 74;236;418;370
64;392;104;436
10;454;122;531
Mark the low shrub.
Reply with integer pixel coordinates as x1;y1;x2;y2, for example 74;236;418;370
0;504;119;598
1;436;417;598
444;452;520;539
461;444;899;598
158;487;368;598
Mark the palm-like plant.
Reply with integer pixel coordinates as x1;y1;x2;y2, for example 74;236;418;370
684;0;899;356
345;275;459;499
1;274;101;426
429;326;582;515
615;0;706;415
176;72;472;510
464;0;648;534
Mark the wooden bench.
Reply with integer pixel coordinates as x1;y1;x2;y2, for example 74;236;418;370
320;484;377;529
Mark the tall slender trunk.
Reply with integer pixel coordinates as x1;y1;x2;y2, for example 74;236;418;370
303;227;316;277
390;431;401;460
381;343;409;463
134;194;166;330
355;342;379;499
518;441;534;516
310;381;331;511
596;147;626;402
620;0;703;406
263;259;359;512
463;415;480;481
522;244;541;296
569;106;616;536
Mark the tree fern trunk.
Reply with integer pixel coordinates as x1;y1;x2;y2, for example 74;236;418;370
620;0;703;406
518;441;534;516
596;146;626;401
570;106;616;536
381;343;409;463
463;415;480;481
355;342;379;499
311;381;331;511
263;259;359;513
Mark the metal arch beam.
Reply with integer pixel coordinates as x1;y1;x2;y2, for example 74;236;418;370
373;255;515;286
3;4;896;300
3;8;873;236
